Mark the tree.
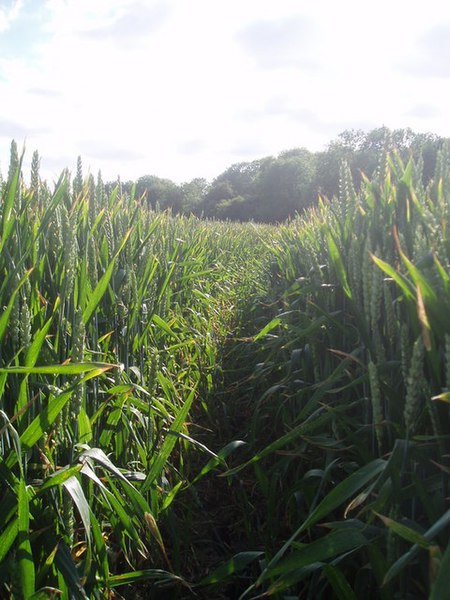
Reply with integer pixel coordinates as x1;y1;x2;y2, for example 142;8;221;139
314;127;449;200
136;175;183;212
202;151;316;222
106;126;450;221
213;158;271;197
215;195;249;221
203;157;278;219
254;149;316;222
202;180;235;217
180;178;209;214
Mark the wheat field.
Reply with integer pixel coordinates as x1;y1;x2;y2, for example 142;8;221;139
1;141;450;599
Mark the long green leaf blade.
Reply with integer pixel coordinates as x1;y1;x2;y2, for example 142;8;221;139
18;478;35;598
142;385;196;492
83;228;132;323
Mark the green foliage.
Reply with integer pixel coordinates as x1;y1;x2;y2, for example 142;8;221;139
1;137;450;599
136;174;183;212
221;145;450;598
111;128;450;223
202;150;317;221
0;145;272;597
316;126;446;199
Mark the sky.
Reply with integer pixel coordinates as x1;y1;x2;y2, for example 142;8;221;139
1;0;450;184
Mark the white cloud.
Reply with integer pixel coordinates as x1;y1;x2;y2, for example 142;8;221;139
0;0;23;33
1;0;450;184
236;15;318;70
402;23;450;77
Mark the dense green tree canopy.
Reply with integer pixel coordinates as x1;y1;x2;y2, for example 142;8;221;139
253;149;316;221
315;126;443;198
136;175;183;212
180;178;209;214
105;127;449;223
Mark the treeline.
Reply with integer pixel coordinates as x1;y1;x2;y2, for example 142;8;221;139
114;126;449;222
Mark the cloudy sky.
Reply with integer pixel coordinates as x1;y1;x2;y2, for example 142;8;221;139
1;0;450;184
